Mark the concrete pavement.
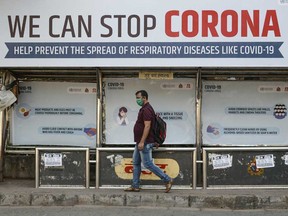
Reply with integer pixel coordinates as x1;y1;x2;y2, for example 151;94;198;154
1;206;288;216
1;179;288;210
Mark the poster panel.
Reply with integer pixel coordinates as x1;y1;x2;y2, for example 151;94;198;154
98;148;194;188
104;78;196;145
204;148;288;187
36;148;89;188
202;81;288;146
0;0;287;67
11;82;97;147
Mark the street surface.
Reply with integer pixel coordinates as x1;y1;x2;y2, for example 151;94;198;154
0;206;287;216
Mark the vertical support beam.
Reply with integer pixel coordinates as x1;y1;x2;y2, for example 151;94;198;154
195;67;202;158
0;71;4;182
85;149;90;188
202;148;207;189
192;149;197;189
95;148;100;188
96;69;103;148
195;68;202;187
0;111;4;182
95;69;102;188
35;148;39;188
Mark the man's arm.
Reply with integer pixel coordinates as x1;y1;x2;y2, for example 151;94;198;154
138;120;151;151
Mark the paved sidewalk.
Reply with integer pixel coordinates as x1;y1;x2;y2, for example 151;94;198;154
0;179;288;210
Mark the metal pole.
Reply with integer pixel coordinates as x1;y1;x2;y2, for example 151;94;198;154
95;148;100;188
202;149;207;189
86;149;90;188
95;69;103;188
193;149;197;189
195;68;202;188
35;148;39;188
196;68;202;158
0;111;4;182
96;68;103;148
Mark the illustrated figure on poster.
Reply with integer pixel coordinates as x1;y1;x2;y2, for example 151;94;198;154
273;104;287;119
207;125;220;135
117;106;129;125
124;90;173;193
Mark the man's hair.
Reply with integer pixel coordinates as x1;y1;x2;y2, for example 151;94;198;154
135;90;148;99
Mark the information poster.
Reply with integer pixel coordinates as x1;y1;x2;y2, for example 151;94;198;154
104;78;196;145
202;81;288;146
11;82;97;147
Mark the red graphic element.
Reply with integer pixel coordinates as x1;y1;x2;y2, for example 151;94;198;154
124;163;168;175
165;10;281;38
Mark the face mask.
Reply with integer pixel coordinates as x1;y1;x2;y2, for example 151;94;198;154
136;98;144;106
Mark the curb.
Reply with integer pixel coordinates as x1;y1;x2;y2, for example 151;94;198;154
1;191;288;210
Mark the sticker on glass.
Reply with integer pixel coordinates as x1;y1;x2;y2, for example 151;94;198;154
211;154;232;170
281;153;288;165
255;154;274;168
44;153;63;167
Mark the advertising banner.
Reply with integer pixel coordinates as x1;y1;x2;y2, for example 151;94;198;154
11;82;97;147
104;78;196;145
202;81;288;146
0;0;287;67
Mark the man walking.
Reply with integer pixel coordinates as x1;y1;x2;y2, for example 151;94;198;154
124;90;173;193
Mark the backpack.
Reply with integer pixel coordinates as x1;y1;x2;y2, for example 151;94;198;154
153;113;167;146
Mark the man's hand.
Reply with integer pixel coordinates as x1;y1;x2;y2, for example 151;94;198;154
154;142;160;149
138;142;144;151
